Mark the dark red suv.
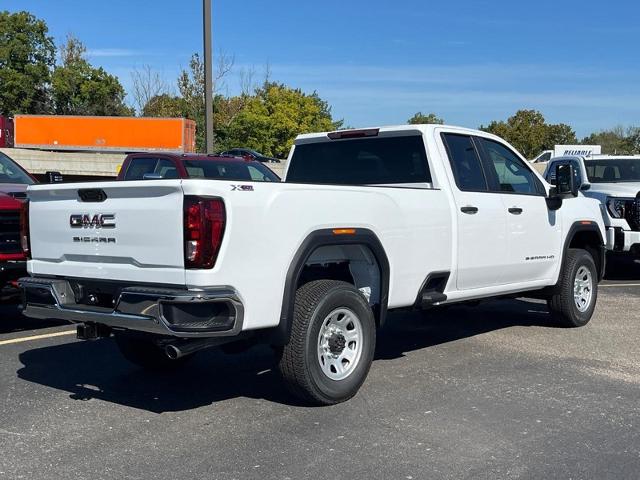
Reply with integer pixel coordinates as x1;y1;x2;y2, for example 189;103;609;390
116;153;280;182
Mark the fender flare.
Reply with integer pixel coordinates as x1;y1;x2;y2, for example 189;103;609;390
561;221;606;281
273;228;390;345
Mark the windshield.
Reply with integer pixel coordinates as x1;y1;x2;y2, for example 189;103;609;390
183;160;279;182
584;158;640;183
0;152;35;185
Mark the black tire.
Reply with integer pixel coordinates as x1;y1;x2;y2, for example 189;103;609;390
114;333;190;370
278;280;376;405
547;248;598;327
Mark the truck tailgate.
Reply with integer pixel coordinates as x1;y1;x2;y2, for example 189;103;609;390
28;181;186;285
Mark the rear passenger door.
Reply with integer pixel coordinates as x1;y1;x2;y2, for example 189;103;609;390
441;133;508;290
476;137;562;284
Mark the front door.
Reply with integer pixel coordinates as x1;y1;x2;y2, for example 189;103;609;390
476;137;562;284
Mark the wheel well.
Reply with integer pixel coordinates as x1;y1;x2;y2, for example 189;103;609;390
568;230;603;279
274;229;390;346
298;244;383;325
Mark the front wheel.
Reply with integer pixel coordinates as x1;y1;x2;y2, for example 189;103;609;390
278;280;376;405
547;248;598;327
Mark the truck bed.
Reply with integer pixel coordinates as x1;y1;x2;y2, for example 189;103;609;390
26;179;453;330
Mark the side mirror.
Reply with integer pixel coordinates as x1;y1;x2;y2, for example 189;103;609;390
45;171;64;183
580;182;592;191
555;163;579;197
546;186;563;211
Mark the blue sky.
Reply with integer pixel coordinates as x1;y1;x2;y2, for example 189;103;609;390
4;0;640;137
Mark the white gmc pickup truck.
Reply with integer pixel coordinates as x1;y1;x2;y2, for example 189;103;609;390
543;155;640;256
20;125;606;405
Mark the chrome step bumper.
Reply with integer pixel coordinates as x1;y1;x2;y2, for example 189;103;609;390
19;277;244;338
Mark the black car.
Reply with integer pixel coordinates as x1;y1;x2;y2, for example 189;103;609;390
219;148;281;164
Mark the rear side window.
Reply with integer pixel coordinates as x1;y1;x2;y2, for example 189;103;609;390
442;133;487;191
286;135;431;185
124;158;178;180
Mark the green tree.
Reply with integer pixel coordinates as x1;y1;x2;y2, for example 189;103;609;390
0;10;55;114
548;123;578;146
481;110;577;159
142;94;186;118
407;112;444;125
582;126;640;155
220;82;342;158
177;54;206;150
51;34;133;116
165;53;341;154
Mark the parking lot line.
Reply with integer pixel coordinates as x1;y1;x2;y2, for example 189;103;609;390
0;330;76;347
601;283;640;287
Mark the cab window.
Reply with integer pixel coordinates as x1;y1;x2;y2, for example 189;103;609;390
124;158;179;180
442;133;487;191
287;135;431;185
478;138;543;195
537;152;552;163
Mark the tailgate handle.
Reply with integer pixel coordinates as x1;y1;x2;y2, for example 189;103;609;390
78;189;108;203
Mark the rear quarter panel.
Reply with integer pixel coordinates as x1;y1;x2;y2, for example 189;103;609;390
182;180;453;331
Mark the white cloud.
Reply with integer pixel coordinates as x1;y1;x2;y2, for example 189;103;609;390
86;48;142;58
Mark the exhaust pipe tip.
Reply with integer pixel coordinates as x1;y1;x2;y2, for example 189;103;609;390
164;337;229;360
165;344;182;360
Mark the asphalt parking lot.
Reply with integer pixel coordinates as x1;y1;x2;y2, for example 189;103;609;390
1;258;639;479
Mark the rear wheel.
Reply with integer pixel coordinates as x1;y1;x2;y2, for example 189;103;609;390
278;280;376;405
114;333;190;370
547;248;598;327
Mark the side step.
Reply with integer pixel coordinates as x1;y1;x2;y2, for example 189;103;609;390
421;292;447;307
416;272;450;308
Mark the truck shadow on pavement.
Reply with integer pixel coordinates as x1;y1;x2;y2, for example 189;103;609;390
604;254;640;281
0;303;66;334
16;298;555;411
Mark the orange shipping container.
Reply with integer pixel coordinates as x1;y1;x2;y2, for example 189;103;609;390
13;115;196;153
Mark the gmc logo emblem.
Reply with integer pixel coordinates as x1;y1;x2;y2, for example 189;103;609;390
70;214;116;229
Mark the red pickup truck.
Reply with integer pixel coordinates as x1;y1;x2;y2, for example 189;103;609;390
0;151;34;300
116;152;280;182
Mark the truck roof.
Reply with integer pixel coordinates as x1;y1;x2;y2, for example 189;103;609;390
587;154;640;160
125;152;252;163
294;124;500;144
552;154;640;162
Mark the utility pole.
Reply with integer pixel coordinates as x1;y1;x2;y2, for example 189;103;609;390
203;0;214;153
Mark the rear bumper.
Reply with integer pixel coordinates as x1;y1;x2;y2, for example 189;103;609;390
19;277;244;338
1;261;27;300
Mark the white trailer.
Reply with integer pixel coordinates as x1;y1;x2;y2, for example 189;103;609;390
532;145;602;164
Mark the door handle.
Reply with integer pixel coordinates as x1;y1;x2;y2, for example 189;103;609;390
460;206;479;215
508;207;523;215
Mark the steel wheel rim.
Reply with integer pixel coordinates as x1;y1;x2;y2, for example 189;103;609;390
573;265;593;313
317;308;364;381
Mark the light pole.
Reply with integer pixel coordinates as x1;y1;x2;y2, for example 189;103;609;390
203;0;214;153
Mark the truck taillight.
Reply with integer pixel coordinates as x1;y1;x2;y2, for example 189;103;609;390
20;200;31;258
183;196;225;269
